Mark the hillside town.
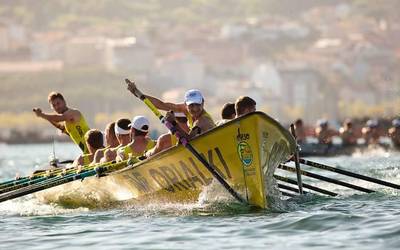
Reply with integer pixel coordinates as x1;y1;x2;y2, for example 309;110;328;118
0;2;399;143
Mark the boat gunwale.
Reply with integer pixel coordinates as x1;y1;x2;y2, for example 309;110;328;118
111;111;296;174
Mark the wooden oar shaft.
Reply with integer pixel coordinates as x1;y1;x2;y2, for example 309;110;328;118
274;174;337;196
186;143;247;203
299;158;400;190
290;124;303;194
279;164;374;193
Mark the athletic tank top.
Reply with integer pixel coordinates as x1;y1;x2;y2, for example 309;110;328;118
82;153;92;166
65;114;90;153
186;110;215;130
119;139;156;159
170;134;178;146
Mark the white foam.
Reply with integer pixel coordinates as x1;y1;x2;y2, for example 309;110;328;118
0;196;88;216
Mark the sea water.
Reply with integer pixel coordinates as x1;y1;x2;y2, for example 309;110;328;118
0;143;399;250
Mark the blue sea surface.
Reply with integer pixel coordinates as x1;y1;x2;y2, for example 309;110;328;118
0;143;399;250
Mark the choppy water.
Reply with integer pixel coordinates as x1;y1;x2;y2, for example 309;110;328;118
0;142;400;250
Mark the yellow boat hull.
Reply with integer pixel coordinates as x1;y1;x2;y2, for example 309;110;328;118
39;112;296;209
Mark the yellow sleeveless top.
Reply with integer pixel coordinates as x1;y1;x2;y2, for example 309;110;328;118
119;139;156;159
65;114;90;153
170;134;178;146
186;110;215;130
82;153;91;166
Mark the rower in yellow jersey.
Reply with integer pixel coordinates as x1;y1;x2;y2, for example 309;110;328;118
126;82;215;140
71;129;105;168
33;92;90;153
116;116;156;161
101;118;132;162
91;122;119;165
145;112;189;157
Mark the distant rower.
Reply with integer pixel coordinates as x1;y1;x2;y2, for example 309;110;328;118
389;118;400;149
33;92;90;153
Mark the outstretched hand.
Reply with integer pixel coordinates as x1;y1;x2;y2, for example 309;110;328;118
165;111;176;123
32;108;43;117
125;78;143;98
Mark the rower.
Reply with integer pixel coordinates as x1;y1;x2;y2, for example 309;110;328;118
91;122;119;164
388;118;400;149
101;118;131;162
216;102;236;126
116;116;156;161
294;119;307;144
339;119;358;146
126;82;215;140
145;112;189;157
33;92;90;153
362;119;380;145
235;96;256;118
315;119;338;145
71;129;104;168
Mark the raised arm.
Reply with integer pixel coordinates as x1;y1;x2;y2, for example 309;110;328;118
125;79;186;112
33;108;72;133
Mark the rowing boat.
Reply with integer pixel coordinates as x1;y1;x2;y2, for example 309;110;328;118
298;143;392;157
37;112;296;209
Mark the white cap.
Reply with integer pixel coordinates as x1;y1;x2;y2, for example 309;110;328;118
317;119;328;126
366;119;378;128
392;118;400;127
184;89;203;105
174;112;186;118
129;116;150;132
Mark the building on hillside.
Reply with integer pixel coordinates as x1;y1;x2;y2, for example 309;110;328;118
278;62;331;123
155;52;205;87
105;37;154;73
64;37;107;67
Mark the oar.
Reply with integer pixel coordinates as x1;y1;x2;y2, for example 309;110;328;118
125;79;247;204
278;183;309;195
0;160;130;203
0;170;96;203
274;174;337;196
299;158;400;190
0;159;74;189
280;190;296;197
0;163;93;193
278;164;374;193
290;124;303;194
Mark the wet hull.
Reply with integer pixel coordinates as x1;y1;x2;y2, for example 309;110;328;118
38;112;296;209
